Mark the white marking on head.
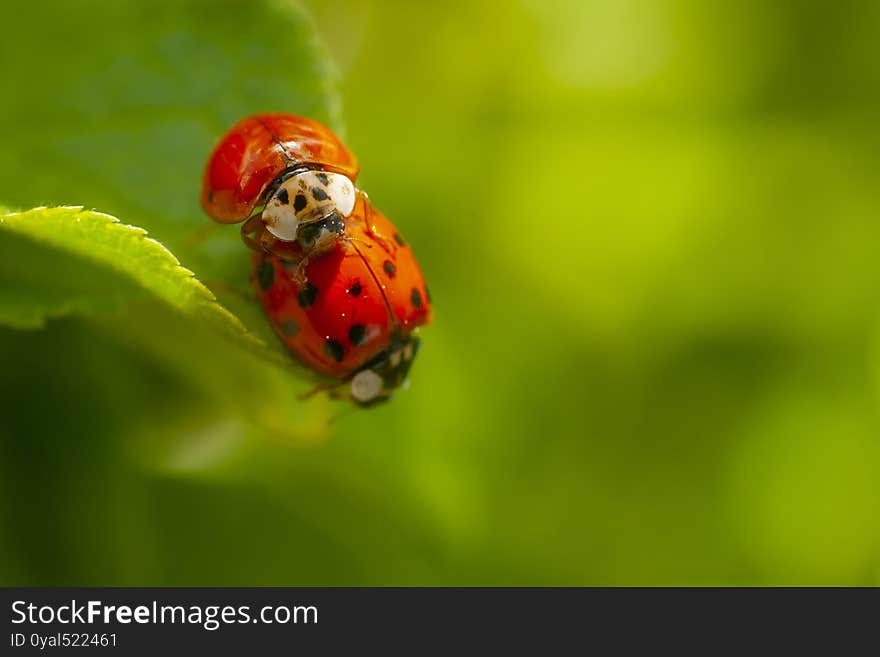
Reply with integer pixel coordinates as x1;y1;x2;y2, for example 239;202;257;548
351;369;383;402
262;170;355;242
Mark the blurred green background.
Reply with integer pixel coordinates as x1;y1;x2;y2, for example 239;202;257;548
1;0;878;585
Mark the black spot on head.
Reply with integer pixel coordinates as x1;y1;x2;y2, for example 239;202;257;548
393;232;406;247
257;259;274;290
411;287;422;309
293;193;308;212
348;324;367;346
348;281;362;297
280;319;300;337
312;187;329;202
297;282;318;308
324;339;345;362
315;172;329;186
383;260;396;277
276;188;289;204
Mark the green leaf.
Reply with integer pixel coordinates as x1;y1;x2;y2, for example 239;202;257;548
0;205;293;361
0;0;341;360
0;204;334;445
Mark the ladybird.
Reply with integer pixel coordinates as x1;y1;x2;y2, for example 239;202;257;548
252;194;433;405
201;113;363;270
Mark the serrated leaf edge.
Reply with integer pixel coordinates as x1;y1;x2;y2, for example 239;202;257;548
0;205;296;370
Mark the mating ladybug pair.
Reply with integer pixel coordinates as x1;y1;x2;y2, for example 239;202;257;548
200;114;432;406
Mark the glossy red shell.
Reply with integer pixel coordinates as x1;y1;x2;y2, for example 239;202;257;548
201;113;360;223
253;194;432;378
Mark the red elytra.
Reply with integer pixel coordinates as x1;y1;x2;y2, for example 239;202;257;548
201;113;359;224
252;194;432;379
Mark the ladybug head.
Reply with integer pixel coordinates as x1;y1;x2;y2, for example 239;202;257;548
296;211;345;254
261;168;355;244
343;333;422;407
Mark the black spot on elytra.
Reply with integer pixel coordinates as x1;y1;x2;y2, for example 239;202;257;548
316;172;329;186
257;260;274;290
383;260;396;277
276;188;289;204
393;232;406;247
297;282;318;308
349;324;366;346
280;319;300;337
411;287;422;309
293;193;308;212
348;281;362;297
324;339;345;362
207;191;214;202
312;187;329;202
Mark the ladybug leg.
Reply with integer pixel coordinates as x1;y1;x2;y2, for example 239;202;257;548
341;233;376;252
326;405;357;425
243;216;304;266
240;214;265;251
341;218;391;252
298;379;343;401
366;224;396;253
361;221;397;256
349;197;397;253
291;252;314;287
286;231;340;286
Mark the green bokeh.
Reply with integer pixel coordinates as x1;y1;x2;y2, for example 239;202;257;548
1;0;879;584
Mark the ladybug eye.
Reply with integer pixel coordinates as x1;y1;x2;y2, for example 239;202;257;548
262;170;355;242
351;369;384;403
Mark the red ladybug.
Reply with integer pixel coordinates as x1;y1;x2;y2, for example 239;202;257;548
252;194;432;405
201;114;432;405
201;113;358;223
201;113;365;275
